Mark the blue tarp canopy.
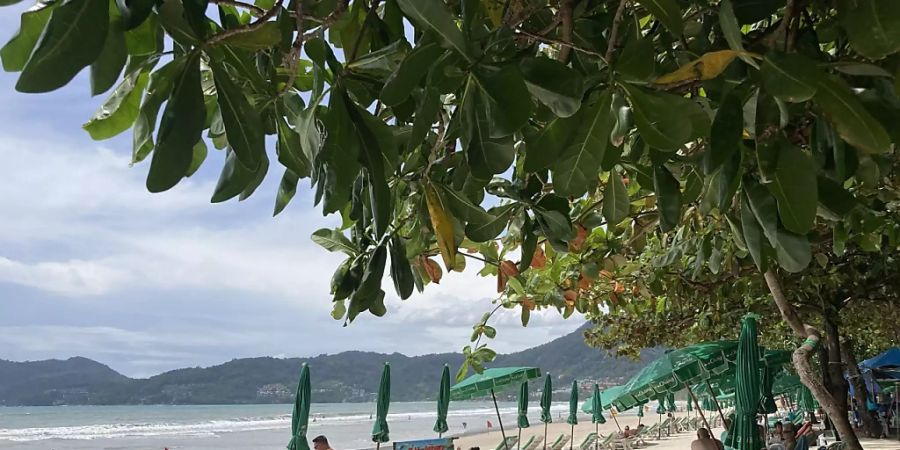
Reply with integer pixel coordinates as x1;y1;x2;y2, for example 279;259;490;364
861;348;900;381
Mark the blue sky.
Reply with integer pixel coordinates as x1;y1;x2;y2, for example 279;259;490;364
0;8;582;377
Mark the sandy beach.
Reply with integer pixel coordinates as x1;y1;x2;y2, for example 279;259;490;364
454;410;722;450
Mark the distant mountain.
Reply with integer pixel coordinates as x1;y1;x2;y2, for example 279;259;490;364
0;323;661;406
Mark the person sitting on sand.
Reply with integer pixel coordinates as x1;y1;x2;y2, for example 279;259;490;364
313;435;334;450
691;428;724;450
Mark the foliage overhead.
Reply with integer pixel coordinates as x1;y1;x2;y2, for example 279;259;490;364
3;0;900;378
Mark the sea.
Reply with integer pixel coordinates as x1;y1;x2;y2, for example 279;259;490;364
0;401;633;450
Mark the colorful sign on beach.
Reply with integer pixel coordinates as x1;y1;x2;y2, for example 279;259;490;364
393;438;455;450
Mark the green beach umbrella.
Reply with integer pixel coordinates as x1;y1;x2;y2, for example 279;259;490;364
797;385;818;412
434;365;450;436
636;401;644;426
772;373;802;395
372;363;391;446
759;366;777;415
451;367;542;450
567;380;578;450
517;381;530;450
591;384;606;424
656;397;666;414
540;374;552;450
287;363;311;450
723;315;762;450
666;392;676;412
687;396;693;412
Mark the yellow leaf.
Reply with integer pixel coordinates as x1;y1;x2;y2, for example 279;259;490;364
481;0;503;27
653;50;754;85
425;182;457;270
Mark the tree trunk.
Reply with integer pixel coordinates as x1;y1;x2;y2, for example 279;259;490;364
823;317;849;424
818;344;831;427
763;270;863;450
841;339;882;438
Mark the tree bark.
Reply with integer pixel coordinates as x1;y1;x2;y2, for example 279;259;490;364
823;317;849;423
763;269;863;450
841;339;883;438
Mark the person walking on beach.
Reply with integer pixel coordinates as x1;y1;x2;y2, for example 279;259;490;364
691;428;724;450
313;435;334;450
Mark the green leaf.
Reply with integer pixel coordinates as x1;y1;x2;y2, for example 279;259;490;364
635;0;683;36
719;0;758;68
273;169;299;216
838;0;900;59
739;192;767;272
813;75;891;154
520;56;584;118
833;223;848;256
760;53;818;103
704;90;743;174
461;79;515;180
381;42;444;106
615;37;655;81
0;0;26;5
551;91;615;197
408;87;440;152
622;84;692;150
773;228;811;273
476;66;532;138
275;117;310;178
133;58;182;163
465;204;516;242
331;299;346;320
653;165;681;232
83;68;149;140
716;145;742;211
389;236;415;300
211;60;264;170
1;0;57;72
732;0;781;24
116;0;155;30
214;22;281;49
439;184;492;223
90;11;127;96
743;178;778;247
311;228;358;256
525;115;580;172
396;0;470;61
186;139;206;177
146;53;205;193
340;89;392;236
816;176;857;219
767;143;817;234
518;216;536;273
603;169;630;226
124;13;161;55
16;0;109;93
828;62;893;78
349;246;387;321
210;149;267;203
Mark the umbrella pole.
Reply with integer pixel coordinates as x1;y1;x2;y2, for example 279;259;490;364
595;422;598;450
685;383;711;432
570;423;574;450
518;427;522;450
492;389;510;450
657;413;662;440
706;380;728;425
611;411;622;432
543;422;548;450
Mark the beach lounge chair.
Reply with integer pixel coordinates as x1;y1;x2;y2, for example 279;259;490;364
519;436;536;450
630;428;649;447
595;433;615;449
577;433;597;450
608;437;634;450
494;436;518;450
523;435;543;450
550;434;570;450
642;424;658;440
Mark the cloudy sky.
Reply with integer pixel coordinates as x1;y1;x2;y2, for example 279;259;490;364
0;10;583;377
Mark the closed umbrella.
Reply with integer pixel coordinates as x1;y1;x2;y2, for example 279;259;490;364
723;315;762;450
372;363;391;449
434;365;450;436
567;380;578;450
287;363;311;450
636;401;644;426
687;394;693;417
452;367;542;450
540;373;552;450
656;397;665;439
517;381;530;450
667;393;676;413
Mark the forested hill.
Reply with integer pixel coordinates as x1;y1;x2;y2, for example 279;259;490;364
0;323;661;406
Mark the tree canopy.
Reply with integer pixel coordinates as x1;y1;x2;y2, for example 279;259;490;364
3;0;900;447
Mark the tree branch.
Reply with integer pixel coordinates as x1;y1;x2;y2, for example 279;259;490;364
557;0;575;62
605;0;628;65
514;29;608;62
210;0;266;16
206;0;284;46
279;0;305;96
302;0;350;40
